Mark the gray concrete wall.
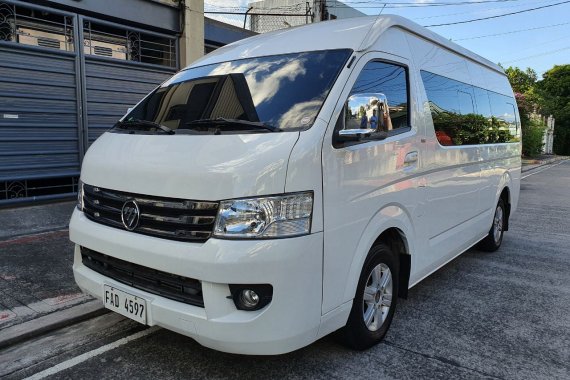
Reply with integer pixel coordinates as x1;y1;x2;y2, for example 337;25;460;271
35;0;180;32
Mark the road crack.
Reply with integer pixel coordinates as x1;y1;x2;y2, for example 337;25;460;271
383;340;505;380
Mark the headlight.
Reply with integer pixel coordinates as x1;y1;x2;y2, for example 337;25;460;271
213;192;313;239
77;180;84;211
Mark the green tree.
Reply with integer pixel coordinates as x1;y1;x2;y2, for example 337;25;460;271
505;66;537;94
536;65;570;155
505;66;546;157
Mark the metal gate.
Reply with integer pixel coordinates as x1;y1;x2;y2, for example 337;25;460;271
0;0;177;205
80;17;176;146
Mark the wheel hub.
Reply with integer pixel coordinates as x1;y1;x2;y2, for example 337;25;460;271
493;205;503;244
362;263;393;332
375;291;381;303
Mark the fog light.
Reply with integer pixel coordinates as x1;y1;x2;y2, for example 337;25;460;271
229;284;273;311
240;289;260;309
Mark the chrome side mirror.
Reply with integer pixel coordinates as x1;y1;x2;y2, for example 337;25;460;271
337;128;376;141
335;93;389;143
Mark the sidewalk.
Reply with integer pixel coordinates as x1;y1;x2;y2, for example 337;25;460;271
521;154;568;173
0;201;104;348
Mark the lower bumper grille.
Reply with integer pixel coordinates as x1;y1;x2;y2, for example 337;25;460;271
81;247;204;308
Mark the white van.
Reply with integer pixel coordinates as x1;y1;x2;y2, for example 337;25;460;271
71;15;521;355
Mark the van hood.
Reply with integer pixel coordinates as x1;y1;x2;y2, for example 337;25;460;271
80;132;300;201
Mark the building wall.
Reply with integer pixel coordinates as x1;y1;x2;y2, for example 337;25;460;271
248;0;364;33
322;0;366;20
32;0;180;32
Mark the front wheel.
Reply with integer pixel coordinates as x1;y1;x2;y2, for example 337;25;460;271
478;199;506;252
339;243;399;350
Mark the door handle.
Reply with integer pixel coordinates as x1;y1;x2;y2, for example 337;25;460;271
404;151;418;165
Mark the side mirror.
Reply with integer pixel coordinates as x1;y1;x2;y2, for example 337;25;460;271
334;92;390;144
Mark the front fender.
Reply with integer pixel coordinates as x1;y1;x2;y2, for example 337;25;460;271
342;203;415;304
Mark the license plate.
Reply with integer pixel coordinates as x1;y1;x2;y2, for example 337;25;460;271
103;285;147;324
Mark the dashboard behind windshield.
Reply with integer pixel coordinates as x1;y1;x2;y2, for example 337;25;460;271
123;49;352;133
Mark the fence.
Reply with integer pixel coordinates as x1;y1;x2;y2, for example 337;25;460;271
205;2;313;34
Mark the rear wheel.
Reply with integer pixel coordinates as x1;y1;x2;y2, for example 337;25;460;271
478;198;506;252
339;243;399;350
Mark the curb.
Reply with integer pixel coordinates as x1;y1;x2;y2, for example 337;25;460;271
521;157;568;173
0;299;108;350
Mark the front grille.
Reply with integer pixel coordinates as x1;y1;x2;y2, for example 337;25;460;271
82;184;219;243
81;247;204;307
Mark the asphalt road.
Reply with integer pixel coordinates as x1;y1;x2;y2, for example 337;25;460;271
3;161;570;380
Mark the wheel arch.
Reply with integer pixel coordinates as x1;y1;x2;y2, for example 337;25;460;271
495;172;513;231
342;204;415;304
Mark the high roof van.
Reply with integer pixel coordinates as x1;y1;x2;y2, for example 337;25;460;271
71;15;521;355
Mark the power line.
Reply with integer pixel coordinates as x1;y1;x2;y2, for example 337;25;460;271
204;2;306;12
328;0;523;8
415;0;552;20
454;21;570;41
502;46;570;64
424;0;570;27
208;0;524;11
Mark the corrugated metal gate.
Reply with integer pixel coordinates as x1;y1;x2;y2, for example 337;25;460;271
83;58;175;146
0;0;177;205
0;42;82;201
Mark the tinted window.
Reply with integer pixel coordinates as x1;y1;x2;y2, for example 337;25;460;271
458;89;474;115
489;92;521;142
421;70;520;145
474;87;492;118
125;49;351;132
345;61;409;132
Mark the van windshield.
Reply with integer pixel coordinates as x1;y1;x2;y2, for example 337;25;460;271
121;49;352;133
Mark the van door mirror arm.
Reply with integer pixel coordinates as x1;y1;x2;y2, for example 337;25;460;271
334;129;387;144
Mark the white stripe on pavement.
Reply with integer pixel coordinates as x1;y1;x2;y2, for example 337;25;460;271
24;326;160;380
521;160;566;179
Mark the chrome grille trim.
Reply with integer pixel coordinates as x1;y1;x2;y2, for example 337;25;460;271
82;184;218;243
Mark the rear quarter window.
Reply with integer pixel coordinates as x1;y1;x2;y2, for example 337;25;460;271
421;70;520;146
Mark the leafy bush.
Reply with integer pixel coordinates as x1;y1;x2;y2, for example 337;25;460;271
522;119;545;157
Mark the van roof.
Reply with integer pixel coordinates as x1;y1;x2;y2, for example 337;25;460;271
188;15;504;75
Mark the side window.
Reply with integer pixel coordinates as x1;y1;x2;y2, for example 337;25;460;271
421;70;519;146
339;61;409;134
489;92;521;142
474;87;492;118
458;90;474;115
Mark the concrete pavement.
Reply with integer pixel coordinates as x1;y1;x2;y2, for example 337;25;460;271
0;201;75;240
0;201;102;344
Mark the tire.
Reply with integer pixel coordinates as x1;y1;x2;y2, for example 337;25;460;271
478;198;506;252
339;243;399;350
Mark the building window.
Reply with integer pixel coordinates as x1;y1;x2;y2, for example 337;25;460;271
83;20;176;68
0;2;74;51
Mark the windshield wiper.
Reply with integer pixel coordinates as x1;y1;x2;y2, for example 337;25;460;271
183;118;281;133
114;119;175;135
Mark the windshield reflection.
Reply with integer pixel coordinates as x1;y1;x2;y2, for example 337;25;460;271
125;50;351;133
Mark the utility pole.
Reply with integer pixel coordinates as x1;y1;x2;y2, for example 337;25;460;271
313;0;328;22
180;0;205;67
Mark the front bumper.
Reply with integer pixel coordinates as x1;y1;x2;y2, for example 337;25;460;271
70;209;323;355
